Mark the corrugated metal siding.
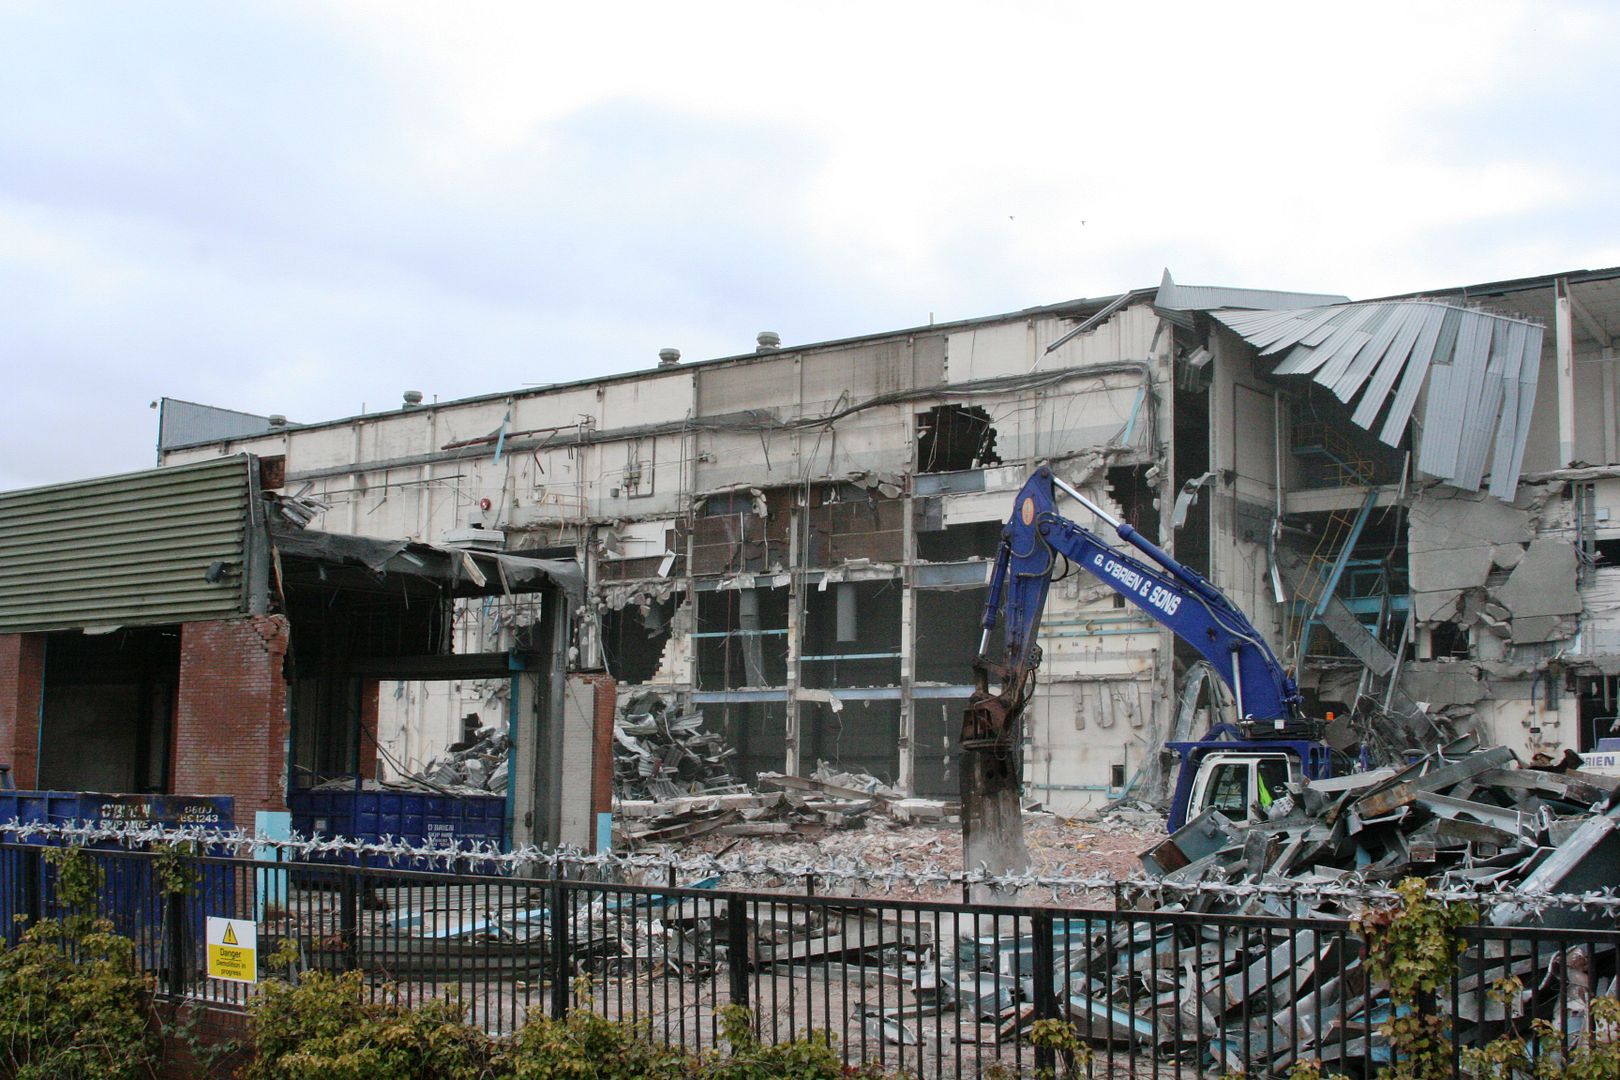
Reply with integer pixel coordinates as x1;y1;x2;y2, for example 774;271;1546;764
0;457;251;633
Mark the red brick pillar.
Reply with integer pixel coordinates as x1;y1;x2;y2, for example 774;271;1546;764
582;674;617;832
173;616;290;818
357;678;380;781
0;633;44;789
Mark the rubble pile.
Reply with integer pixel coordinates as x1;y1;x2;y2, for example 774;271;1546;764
613;691;950;848
617;762;951;848
1139;736;1620;913
319;725;510;796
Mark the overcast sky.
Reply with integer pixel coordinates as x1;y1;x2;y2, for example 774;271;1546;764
2;1;1617;491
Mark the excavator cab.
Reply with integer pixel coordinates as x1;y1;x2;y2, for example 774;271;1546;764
1185;752;1298;824
1166;723;1335;830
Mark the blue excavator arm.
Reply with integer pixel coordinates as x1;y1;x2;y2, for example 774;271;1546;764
962;467;1302;750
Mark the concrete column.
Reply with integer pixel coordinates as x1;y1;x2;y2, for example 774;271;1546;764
511;585;571;849
898;492;916;795
784;504;802;777
509;669;543;848
1603;346;1617;466
1555;277;1578;467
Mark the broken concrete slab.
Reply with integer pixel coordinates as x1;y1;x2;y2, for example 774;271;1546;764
1398;663;1487;706
1494;538;1581;619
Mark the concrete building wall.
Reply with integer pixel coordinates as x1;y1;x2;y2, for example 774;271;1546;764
153;270;1619;812
161;299;1176;813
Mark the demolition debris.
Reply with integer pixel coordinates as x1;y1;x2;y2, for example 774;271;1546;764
317;718;510;795
612;690;950;848
1139;735;1620;936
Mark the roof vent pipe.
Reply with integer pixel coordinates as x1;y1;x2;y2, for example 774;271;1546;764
658;347;681;367
756;331;781;353
402;390;424;408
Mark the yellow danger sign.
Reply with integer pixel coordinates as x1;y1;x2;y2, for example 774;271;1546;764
206;916;257;984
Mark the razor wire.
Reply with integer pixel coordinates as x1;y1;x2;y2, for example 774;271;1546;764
0;817;1616;918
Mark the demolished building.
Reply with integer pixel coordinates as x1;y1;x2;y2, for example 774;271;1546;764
149;265;1620;815
0;455;606;849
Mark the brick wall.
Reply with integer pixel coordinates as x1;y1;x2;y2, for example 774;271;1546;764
173;616;290;817
156;1002;251;1079
577;672;616;843
357;678;379;781
0;633;44;788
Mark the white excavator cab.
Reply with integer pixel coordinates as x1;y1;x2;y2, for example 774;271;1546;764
1187;752;1299;825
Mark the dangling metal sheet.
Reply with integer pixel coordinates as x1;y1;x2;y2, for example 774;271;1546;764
1214;302;1544;496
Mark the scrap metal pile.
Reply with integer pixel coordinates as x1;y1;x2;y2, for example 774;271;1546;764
318;725;510;796
1138;736;1620;908
613;691;948;848
613;690;744;802
1075;736;1620;1072
417;726;511;794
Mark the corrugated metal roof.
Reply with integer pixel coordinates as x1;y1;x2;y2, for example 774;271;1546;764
0;456;253;633
1154;269;1348;313
1214;302;1544;498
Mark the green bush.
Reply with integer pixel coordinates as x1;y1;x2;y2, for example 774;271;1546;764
244;978;894;1080
703;1003;848;1080
496;1004;690;1079
244;969;494;1080
0;847;159;1080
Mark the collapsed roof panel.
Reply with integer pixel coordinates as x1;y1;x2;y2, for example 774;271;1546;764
269;522;583;600
1153;270;1347;317
1215;302;1544;498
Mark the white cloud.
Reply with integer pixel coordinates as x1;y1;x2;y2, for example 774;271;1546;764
1;0;1617;487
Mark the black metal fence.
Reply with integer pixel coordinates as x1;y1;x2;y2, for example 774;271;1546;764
1;841;1616;1078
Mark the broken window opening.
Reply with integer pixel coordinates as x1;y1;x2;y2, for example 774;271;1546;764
601;593;680;685
1577;674;1620;752
801;699;901;786
804;487;904;568
1172;370;1212;580
700;491;755;517
1427;621;1471;660
695;587;789;690
1106;465;1160;541
38;627;179;793
1285;509;1410;663
1594;538;1620;567
801;579;902;689
707;700;788;785
258;454;287;490
912;698;962;798
916;520;1002;562
915;588;986;683
691;493;788;575
917;404;1001;474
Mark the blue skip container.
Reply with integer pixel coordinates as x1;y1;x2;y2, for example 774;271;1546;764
288;784;506;871
0;791;237;967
